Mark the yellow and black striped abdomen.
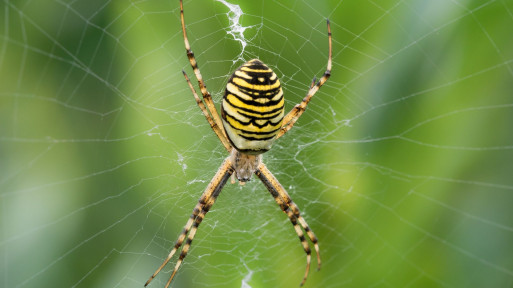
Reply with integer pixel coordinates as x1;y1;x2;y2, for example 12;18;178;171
221;59;284;154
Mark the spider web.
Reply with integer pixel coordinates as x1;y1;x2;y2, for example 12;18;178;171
2;0;513;287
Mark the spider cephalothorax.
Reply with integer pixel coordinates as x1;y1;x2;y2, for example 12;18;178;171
145;1;331;287
230;150;261;183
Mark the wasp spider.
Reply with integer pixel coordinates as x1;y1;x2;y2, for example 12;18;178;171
145;1;331;287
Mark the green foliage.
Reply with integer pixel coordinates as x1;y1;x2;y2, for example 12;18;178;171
1;0;512;287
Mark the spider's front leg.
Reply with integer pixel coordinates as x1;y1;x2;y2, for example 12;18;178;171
145;157;234;288
255;163;321;287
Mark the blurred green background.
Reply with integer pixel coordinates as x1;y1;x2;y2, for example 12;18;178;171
1;0;513;287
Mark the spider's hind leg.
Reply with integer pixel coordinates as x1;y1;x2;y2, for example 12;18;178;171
180;0;231;152
276;19;332;140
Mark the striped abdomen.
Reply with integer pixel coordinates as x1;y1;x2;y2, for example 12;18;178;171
221;59;284;154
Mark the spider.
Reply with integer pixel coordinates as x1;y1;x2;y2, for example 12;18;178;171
145;1;331;287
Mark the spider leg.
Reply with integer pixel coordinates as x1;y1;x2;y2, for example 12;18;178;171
182;71;232;152
164;185;223;288
255;163;321;286
276;19;332;140
145;157;234;287
180;0;230;149
310;76;316;89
